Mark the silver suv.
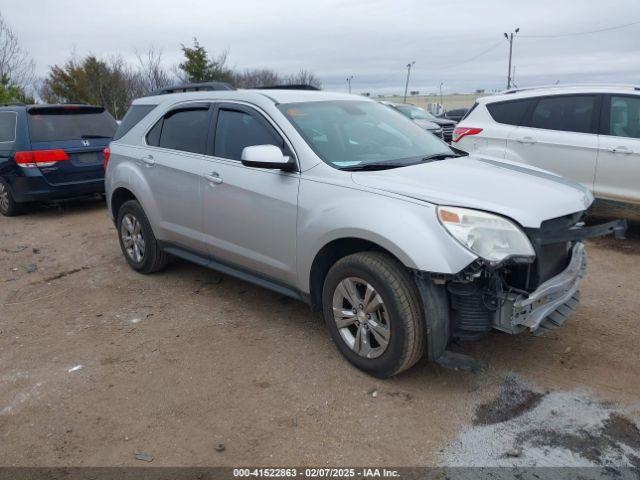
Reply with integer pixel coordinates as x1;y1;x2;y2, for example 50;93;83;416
105;88;625;377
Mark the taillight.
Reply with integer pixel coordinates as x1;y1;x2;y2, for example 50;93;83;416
103;147;111;171
452;127;483;143
14;150;70;168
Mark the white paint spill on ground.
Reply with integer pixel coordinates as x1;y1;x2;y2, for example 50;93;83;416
441;375;640;468
67;364;83;373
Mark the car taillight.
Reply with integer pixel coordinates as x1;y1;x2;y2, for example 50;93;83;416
14;150;70;168
103;147;111;171
452;127;483;143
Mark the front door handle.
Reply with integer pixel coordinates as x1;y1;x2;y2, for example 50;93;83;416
141;155;155;166
608;146;634;154
203;171;223;184
516;136;537;145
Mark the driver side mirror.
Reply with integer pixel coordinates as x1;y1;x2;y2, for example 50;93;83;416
241;145;296;171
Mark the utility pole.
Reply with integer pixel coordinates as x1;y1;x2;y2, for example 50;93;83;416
504;28;519;90
439;82;444;111
403;61;415;103
346;75;354;93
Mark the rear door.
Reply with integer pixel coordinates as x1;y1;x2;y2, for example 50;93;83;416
26;106;117;184
595;94;640;204
505;94;600;189
201;103;300;286
142;102;213;253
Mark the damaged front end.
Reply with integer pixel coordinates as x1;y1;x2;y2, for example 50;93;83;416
416;212;626;365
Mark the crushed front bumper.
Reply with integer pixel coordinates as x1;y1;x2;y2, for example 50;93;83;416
494;242;587;335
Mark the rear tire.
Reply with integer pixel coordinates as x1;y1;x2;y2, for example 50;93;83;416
322;251;425;378
116;200;168;274
0;178;23;217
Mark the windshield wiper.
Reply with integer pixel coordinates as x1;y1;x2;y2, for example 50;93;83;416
80;134;111;139
339;162;409;171
420;153;461;163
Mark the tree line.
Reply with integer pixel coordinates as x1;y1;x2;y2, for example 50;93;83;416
0;13;321;118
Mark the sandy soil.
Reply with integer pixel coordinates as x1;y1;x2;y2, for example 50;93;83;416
0;200;638;467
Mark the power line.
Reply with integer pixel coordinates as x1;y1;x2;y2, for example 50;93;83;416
436;39;506;70
520;20;640;38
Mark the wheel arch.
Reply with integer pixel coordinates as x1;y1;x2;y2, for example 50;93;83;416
307;237;408;311
110;187;139;221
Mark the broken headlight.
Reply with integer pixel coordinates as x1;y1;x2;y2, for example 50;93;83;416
437;206;535;264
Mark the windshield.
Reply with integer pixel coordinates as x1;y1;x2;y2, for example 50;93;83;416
27;107;117;142
395;104;437;121
279;100;453;169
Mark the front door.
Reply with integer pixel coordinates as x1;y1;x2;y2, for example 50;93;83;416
201;103;300;286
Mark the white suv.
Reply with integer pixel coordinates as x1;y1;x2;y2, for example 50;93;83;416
453;85;640;219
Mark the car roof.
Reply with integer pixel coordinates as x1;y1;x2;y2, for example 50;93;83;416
477;84;640;104
133;89;363;106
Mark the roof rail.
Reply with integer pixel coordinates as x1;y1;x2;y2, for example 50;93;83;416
256;84;321;91
502;83;640;94
153;81;235;95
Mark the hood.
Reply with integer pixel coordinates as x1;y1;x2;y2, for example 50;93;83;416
351;155;593;228
431;118;457;127
412;119;440;131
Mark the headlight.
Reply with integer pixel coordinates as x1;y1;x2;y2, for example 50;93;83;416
437;206;535;264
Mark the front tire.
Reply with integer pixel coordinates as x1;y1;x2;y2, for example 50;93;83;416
116;200;168;274
322;252;425;378
0;178;23;217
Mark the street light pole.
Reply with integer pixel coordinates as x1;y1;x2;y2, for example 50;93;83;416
346;75;354;93
403;61;415;103
439;82;444;111
504;28;519;90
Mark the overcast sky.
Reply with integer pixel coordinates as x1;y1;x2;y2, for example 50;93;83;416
2;0;639;94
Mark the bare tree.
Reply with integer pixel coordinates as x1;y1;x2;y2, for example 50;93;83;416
287;69;322;89
233;68;282;88
0;12;35;89
134;46;172;95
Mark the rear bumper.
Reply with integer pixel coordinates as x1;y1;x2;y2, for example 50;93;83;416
494;242;587;334
7;176;104;202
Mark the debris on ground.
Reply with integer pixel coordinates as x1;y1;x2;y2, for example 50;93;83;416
25;264;38;273
441;374;640;467
134;451;154;462
67;365;83;373
368;388;378;398
215;442;225;452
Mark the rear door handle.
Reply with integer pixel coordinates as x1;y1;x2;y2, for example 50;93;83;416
141;155;155;166
203;171;223;184
608;146;634;154
516;136;537;145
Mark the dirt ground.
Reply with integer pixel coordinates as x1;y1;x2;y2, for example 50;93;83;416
0;200;639;467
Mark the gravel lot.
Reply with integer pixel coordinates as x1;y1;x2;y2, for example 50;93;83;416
0;200;639;467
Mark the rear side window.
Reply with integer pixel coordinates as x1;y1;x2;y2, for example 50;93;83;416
528;95;595;134
27;107;117;142
159;108;210;154
609;96;640;139
0;112;17;142
214;109;283;161
113;105;156;141
486;99;533;125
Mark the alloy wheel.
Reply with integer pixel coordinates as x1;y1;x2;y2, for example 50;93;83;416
120;213;146;263
332;277;391;359
0;183;9;213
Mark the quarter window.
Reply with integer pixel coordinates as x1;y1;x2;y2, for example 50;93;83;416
486;99;533;126
214;109;283;161
146;119;162;147
609;96;640;139
528;95;595;134
0;112;17;142
158;108;210;154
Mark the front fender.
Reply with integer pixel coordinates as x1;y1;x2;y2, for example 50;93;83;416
297;179;476;293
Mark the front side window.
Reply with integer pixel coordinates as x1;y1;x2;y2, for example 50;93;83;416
528;95;595;134
609;96;640;139
0;112;17;142
214;109;283;161
487;99;533;126
279;100;453;169
158;108;210;154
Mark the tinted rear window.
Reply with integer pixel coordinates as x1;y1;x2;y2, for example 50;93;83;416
486;99;533;125
159;108;209;154
27;107;117;142
113;104;156;141
528;95;596;134
0;112;17;142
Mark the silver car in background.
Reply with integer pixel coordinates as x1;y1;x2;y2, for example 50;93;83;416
105;89;625;377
